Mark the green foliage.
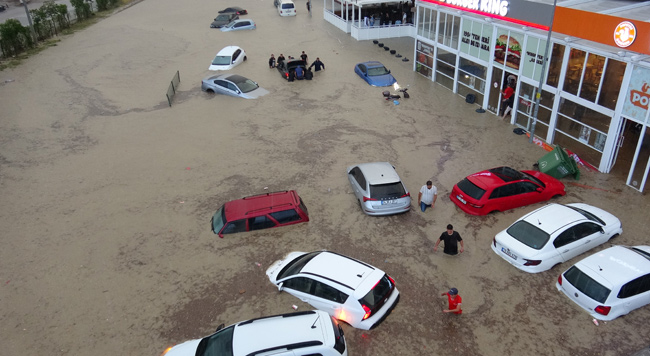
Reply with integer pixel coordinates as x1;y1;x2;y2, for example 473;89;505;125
0;19;34;57
69;0;91;21
96;0;109;11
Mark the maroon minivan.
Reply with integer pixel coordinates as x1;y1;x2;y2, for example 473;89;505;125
211;190;309;237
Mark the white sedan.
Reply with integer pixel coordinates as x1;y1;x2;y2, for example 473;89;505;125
557;245;650;320
491;203;622;273
209;46;247;71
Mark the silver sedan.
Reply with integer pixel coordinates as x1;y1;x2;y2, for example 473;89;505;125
201;74;269;99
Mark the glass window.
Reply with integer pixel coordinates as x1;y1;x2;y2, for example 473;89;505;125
553;131;603;167
358;274;394;309
516;82;553;138
546;43;565;88
554;228;577;248
283;277;314;294
558;99;610;136
489;183;518;199
564;266;610;303
416;40;434;79
249;215;276;230
369;182;406;200
418;7;426;37
563;48;586;95
598;59;626;110
618;275;650;299
313;281;348;303
506;221;550;250
277;252;320;280
196;325;235;356
270;209;301;224
438;12;460;49
457;178;485;200
221;219;246;234
458;57;486;103
436;48;456;90
579;53;605;102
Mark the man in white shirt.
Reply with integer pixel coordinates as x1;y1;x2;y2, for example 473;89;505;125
418;180;437;212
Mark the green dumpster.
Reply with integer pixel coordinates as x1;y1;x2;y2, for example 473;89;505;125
536;146;580;180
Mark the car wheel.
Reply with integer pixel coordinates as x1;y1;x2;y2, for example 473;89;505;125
608;233;620;241
552;194;563;199
206;89;214;93
244;56;247;61
489;210;499;214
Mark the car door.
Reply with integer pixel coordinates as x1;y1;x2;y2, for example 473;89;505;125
248;215;277;231
347;167;367;202
308;280;347;318
270;209;304;226
220;219;246;235
553;222;603;262
513;181;542;207
487;183;519;212
280;276;315;304
232;49;240;64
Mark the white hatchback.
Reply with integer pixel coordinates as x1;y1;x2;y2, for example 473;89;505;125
347;162;411;216
491;203;622;273
556;245;650;321
266;251;400;330
275;0;296;16
161;310;347;356
209;46;247;71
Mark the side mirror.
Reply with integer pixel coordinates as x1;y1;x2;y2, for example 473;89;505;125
215;323;225;332
277;282;284;291
387;70;391;74
536;187;543;193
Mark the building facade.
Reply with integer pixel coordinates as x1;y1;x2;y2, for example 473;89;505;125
413;0;650;192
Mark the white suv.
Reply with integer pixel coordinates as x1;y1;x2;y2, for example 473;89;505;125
266;251;400;330
557;245;650;320
161;310;347;356
347;162;411;216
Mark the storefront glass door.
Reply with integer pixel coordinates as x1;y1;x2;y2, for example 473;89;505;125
627;125;650;191
487;67;503;114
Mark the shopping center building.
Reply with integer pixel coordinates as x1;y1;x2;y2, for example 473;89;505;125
326;0;650;192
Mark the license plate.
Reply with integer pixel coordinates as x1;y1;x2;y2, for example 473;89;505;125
502;247;517;260
381;200;395;205
456;195;466;204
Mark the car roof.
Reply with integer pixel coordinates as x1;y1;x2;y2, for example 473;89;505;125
232;311;330;356
360;61;385;68
224;190;299;220
574;245;650;287
355;162;400;185
519;203;590;234
301;251;376;290
232;19;252;23
467;166;526;188
217;46;242;56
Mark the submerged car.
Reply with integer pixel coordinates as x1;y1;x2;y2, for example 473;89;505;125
277;59;312;80
210;13;238;28
209;46;247;71
557;245;650;321
275;0;296;16
347;162;411;216
201;73;269;99
220;19;256;32
211;190;309;237
354;61;397;87
492;203;622;273
266;250;400;330
160;310;347;356
450;166;566;215
218;6;248;15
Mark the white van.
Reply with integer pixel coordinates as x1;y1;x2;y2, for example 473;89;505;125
275;0;296;16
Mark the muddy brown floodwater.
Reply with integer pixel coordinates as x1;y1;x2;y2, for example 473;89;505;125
0;0;649;355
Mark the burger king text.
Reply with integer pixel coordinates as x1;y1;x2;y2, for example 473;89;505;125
436;0;510;17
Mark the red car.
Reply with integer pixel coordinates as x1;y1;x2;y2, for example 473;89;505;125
450;166;566;215
211;190;309;237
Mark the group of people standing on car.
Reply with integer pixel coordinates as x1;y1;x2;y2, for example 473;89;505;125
268;51;325;81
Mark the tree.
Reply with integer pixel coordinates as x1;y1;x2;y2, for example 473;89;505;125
69;0;91;21
0;19;34;57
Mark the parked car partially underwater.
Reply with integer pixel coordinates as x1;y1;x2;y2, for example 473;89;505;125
201;73;269;99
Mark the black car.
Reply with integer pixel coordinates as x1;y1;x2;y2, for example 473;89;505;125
210;13;239;28
277;59;313;81
218;6;248;15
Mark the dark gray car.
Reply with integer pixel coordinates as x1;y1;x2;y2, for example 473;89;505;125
210;13;238;28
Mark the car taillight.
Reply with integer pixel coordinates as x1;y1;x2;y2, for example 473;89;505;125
557;275;562;285
468;202;483;208
523;259;541;266
361;304;372;320
388;275;395;285
595;305;611;316
363;196;377;202
400;192;410;198
492;237;496;247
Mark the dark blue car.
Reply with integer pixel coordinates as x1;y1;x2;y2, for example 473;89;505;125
354;61;397;87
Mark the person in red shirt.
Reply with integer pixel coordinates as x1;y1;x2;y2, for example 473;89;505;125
441;288;462;314
501;83;515;119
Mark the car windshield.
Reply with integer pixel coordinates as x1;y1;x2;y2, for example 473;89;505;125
564;266;611;303
359;274;394;309
277;251;320;280
230;75;258;93
566;205;605;225
457;178;485;200
521;171;545;187
367;66;389;76
215;15;231;21
369;182;406;200
211;206;226;233
506;221;550;250
223;21;235;28
196;325;234;356
212;56;231;65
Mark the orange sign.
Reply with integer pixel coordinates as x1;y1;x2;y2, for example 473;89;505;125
614;21;636;48
630;82;650;110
